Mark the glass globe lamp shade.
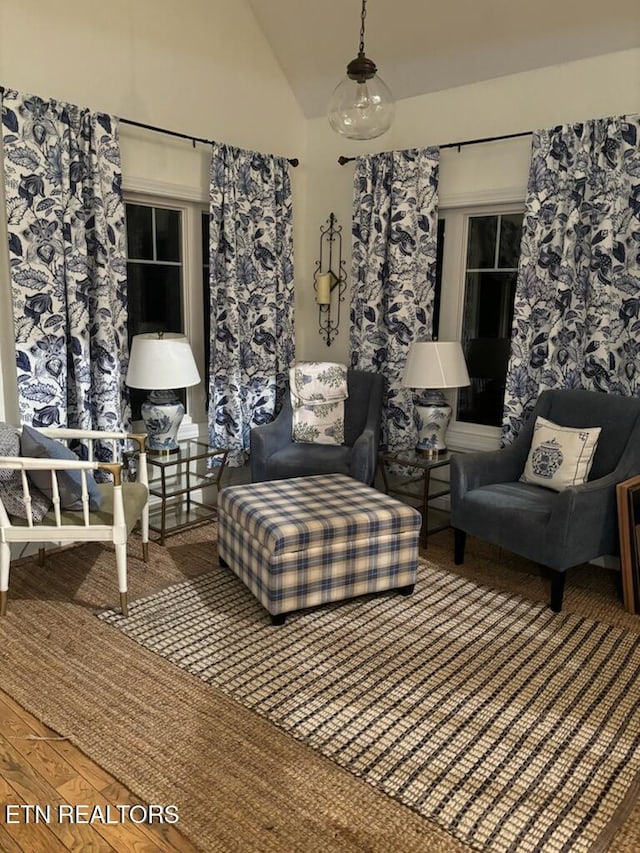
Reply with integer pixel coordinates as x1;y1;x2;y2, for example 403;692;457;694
328;73;395;140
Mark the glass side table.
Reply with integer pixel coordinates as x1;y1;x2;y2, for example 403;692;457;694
147;439;228;544
378;449;452;547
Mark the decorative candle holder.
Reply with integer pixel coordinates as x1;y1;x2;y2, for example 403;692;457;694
313;212;347;347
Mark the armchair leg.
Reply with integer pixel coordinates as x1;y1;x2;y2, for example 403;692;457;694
38;547;45;567
115;542;128;616
550;570;566;613
454;529;466;565
0;542;10;616
141;503;149;563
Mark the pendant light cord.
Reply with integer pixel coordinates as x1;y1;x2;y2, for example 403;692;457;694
359;0;367;55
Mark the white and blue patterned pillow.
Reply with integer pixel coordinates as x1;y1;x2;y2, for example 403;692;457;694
520;416;601;492
0;422;19;482
0;422;51;520
290;363;348;446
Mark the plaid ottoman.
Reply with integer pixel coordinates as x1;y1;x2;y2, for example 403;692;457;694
217;473;421;624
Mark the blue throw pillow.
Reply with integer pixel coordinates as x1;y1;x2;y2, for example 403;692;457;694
21;425;103;511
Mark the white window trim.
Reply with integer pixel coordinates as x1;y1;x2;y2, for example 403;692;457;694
123;176;208;205
439;185;526;210
438;194;526;454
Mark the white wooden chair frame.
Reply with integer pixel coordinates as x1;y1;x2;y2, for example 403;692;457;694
0;428;149;616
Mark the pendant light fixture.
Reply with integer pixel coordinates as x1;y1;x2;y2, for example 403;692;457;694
327;0;395;140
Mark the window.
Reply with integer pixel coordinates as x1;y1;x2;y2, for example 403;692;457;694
457;213;523;427
126;204;184;338
125;199;209;425
201;212;211;409
435;203;524;446
125;203;184;419
432;218;445;340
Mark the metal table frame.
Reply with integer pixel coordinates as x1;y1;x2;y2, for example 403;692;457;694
147;439;228;544
378;450;452;546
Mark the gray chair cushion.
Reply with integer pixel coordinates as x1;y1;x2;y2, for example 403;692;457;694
458;482;557;558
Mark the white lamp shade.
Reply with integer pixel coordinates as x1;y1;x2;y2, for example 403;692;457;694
402;341;470;389
126;333;201;390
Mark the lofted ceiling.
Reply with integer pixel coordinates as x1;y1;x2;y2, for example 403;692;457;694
247;0;640;119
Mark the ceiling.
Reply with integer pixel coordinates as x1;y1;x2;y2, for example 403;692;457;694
247;0;640;119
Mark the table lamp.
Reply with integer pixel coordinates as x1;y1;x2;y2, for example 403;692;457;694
402;341;470;456
126;332;201;454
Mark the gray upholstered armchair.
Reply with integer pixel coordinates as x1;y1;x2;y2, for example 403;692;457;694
451;390;640;612
250;369;384;485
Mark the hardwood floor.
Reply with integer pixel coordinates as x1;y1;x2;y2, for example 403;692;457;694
0;690;198;852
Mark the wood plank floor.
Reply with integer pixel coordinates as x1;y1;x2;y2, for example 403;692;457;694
0;690;198;852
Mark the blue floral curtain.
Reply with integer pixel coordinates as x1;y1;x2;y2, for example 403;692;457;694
502;116;640;443
1;88;129;432
350;147;440;452
208;142;294;466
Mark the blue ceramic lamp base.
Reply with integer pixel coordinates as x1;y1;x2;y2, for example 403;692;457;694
415;391;452;457
141;390;185;454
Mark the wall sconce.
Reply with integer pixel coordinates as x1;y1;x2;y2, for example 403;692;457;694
314;212;347;347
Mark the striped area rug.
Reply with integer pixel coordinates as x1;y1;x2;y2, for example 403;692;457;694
99;560;640;853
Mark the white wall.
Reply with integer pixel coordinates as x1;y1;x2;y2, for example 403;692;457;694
1;3;639;421
301;48;640;364
0;0;306;422
0;0;304;154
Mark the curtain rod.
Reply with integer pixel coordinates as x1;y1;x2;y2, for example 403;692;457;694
120;117;299;167
337;129;532;164
0;88;299;166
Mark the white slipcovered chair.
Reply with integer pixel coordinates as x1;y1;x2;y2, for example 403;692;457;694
0;427;149;616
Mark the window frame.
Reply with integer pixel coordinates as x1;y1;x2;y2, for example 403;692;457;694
123;190;209;432
436;199;525;453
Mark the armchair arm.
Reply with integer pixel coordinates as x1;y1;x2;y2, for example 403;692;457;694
98;461;123;487
450;411;537;505
350;428;377;485
24;427;149;504
126;433;147;454
546;470;624;566
0;455;103;527
2;457;99;472
250;398;293;482
451;444;526;501
123;433;148;489
37;427;147;469
251;412;291;454
38;427;132;441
